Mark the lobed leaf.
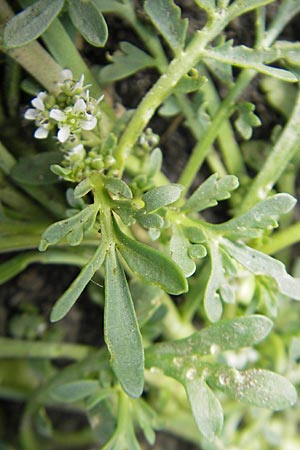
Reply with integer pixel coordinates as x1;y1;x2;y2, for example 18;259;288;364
144;0;188;54
186;378;223;441
209;367;297;410
105;177;133;199
68;0;108;47
222;239;300;300
104;247;144;398
218;194;296;239
183;174;239;213
114;219;188;295
234;102;261;140
142;184;183;213
50;239;107;322
170;225;196;277
99;42;155;83
3;0;64;48
39;204;99;250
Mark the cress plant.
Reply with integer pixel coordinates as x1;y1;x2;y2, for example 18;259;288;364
1;1;300;449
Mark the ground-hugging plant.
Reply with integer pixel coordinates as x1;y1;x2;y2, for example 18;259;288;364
1;0;300;449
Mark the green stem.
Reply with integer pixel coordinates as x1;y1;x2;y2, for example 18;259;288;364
114;17;229;174
240;85;300;212
257;222;300;255
0;338;92;360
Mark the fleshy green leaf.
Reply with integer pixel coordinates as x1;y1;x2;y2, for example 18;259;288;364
142;184;183;213
105;177;133;199
234;102;261;140
170;225;196;277
147;148;163;178
174;70;207;94
50;240;107;322
203;44;298;82
260;76;297;120
194;0;216;14
114;219;188;295
136;212;164;230
50;380;100;403
99;42;155;83
186;378;223;441
68;0;108;47
209;367;297;410
39;204;99;250
130;279;163;327
3;0;64;48
10;152;62;185
183;174;239;213
144;0;188;54
105;247;144;398
145;315;273;363
222;238;300;300
74;178;92;198
218;194;296;239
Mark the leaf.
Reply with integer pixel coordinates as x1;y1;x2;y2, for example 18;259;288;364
105;177;133;199
234;102;261;140
147;148;163;178
114;219;188;295
218;194;296;239
186;378;223;441
145;315;273;362
222;238;300;300
99;42;155;83
209;367;297;410
50;239;107;322
174;70;207;94
142;184;183;213
144;0;188;54
130;279;162;327
74;178;92;198
170;225;196;277
183;174;239;213
39;204;99;250
260;77;297;120
50;380;100;403
136;212;164;230
68;0;108;47
10;152;62;185
3;0;64;48
203;44;298;82
104;247;144;399
194;0;216;14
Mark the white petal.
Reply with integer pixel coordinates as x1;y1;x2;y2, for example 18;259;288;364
57;126;70;143
32;97;45;111
61;69;73;81
24;108;38;120
81;116;97;130
50;109;66;121
34;127;49;139
74;98;86;113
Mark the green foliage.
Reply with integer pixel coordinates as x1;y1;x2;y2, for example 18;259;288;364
1;0;300;449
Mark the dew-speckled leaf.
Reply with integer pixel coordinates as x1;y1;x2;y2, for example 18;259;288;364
99;42;155;82
3;0;64;48
218;194;296;239
50;380;99;403
68;0;108;47
142;184;183;213
39;204;98;251
136;212;164;230
144;0;188;54
105;177;133;199
186;378;223;441
183;174;239;213
10;152;62;185
170;225;196;277
222;239;300;301
50;240;107;322
104;247;144;398
145;315;273;366
209;367;297;410
114;219;187;295
203;44;298;82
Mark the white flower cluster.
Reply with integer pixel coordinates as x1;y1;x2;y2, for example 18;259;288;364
24;70;101;145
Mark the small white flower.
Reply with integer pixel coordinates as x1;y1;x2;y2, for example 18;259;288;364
73;98;86;113
81;115;97;130
24;108;39;120
31;92;47;111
